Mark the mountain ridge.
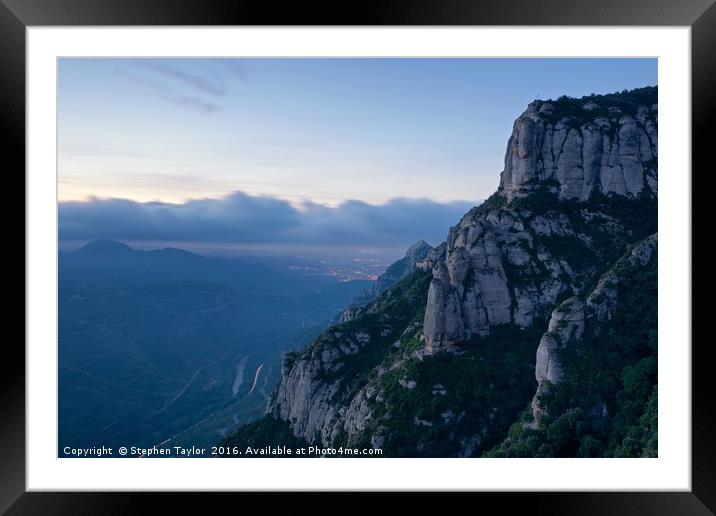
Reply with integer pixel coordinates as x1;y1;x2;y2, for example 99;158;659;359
221;86;659;457
338;239;442;324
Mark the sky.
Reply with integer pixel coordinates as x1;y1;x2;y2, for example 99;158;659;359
58;58;657;253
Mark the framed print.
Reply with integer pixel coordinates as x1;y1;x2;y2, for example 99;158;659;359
2;0;710;512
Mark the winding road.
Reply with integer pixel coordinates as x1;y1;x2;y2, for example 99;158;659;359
248;363;264;394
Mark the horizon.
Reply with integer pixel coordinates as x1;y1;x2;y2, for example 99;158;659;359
59;237;411;261
59;237;406;283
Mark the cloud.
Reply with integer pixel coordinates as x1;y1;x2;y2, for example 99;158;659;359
137;61;227;96
118;67;220;114
117;60;247;114
59;191;476;248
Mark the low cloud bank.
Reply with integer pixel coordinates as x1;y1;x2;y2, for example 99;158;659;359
59;191;477;248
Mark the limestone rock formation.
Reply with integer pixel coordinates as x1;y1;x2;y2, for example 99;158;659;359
530;234;658;424
423;206;575;353
423;91;658;353
531;296;586;422
499;98;658;202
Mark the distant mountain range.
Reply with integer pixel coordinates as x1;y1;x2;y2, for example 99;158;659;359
62;239;316;291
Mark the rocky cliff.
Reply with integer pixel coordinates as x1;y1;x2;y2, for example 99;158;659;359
222;86;658;458
423;87;657;353
499;94;658;202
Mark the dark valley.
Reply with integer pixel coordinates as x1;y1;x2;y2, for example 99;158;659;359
59;241;372;453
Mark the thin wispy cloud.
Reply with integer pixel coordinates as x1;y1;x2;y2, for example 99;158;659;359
118;67;217;114
137;61;227;96
115;59;248;114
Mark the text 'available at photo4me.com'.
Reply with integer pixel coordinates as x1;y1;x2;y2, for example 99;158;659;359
61;445;384;458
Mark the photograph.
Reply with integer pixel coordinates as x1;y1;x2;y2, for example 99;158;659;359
57;57;659;459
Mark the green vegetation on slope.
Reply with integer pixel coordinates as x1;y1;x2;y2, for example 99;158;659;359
485;250;657;458
541;86;657;125
317;270;433;394
351;323;544;457
511;190;657;293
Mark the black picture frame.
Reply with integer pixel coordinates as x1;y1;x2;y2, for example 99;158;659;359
2;0;708;512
